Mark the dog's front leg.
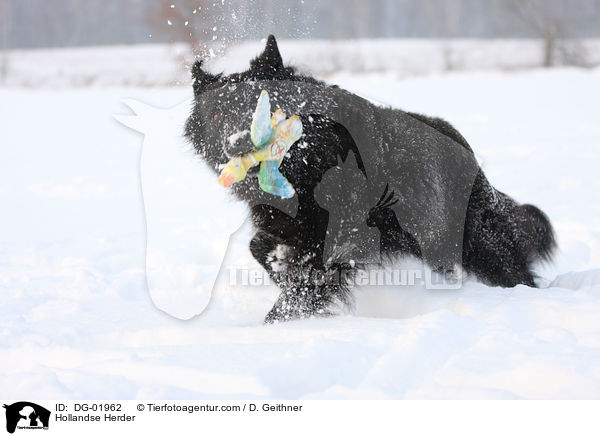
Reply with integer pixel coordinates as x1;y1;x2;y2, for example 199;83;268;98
264;255;354;323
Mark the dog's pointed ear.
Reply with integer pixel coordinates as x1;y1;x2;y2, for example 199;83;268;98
250;35;284;74
191;59;219;96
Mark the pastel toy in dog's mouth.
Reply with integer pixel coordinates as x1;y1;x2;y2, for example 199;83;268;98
217;90;302;198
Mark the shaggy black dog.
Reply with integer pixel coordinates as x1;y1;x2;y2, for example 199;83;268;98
185;35;555;323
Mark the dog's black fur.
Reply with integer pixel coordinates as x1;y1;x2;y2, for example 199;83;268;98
185;35;556;323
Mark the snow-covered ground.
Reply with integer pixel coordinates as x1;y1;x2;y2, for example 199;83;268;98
1;53;600;398
4;38;600;87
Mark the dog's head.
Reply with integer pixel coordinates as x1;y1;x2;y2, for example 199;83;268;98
185;35;363;200
185;35;302;173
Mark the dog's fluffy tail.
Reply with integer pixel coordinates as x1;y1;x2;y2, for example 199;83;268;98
517;203;557;264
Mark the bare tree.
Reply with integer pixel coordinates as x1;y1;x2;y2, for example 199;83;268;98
147;0;214;56
0;0;11;84
424;0;464;70
353;0;371;39
507;0;588;67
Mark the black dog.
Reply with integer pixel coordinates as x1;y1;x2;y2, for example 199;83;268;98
185;35;555;323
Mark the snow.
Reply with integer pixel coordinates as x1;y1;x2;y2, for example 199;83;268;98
1;44;192;88
209;38;600;75
1;48;600;399
4;39;600;88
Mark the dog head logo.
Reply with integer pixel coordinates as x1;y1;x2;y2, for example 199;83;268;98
3;402;50;434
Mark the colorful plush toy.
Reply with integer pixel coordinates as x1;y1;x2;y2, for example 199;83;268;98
217;90;303;198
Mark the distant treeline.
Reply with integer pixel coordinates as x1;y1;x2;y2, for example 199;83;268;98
3;0;600;49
